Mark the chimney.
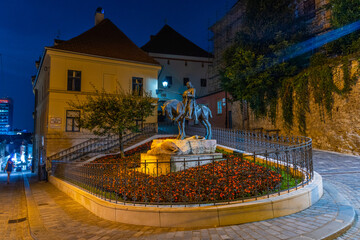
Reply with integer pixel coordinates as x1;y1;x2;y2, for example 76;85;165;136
95;7;104;25
35;59;40;69
31;75;36;84
54;39;64;46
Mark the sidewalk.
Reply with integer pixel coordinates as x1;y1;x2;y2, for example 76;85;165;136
0;172;32;240
2;150;358;240
23;153;356;240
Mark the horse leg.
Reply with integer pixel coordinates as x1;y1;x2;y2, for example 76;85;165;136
176;120;182;139
180;118;186;139
199;119;208;139
206;119;212;139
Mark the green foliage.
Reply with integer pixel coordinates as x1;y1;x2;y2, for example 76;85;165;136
325;0;360;55
68;87;155;155
328;0;360;28
221;0;360;134
221;0;306;124
293;73;309;134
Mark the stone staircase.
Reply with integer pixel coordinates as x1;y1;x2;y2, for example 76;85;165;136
48;124;157;163
73;133;154;162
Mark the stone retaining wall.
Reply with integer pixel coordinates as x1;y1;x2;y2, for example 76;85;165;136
231;61;360;155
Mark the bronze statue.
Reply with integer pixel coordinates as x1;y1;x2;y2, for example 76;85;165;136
161;82;212;140
182;82;198;122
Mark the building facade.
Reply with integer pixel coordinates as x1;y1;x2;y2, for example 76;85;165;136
0;98;13;134
33;12;160;172
196;91;232;128
141;25;213;119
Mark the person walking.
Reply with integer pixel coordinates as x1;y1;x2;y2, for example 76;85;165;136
5;157;14;184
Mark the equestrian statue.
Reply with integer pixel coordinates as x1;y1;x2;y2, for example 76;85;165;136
161;81;212;140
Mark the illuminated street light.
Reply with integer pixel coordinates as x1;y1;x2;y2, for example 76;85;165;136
162;80;169;88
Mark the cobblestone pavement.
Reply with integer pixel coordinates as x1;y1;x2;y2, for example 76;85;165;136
312;150;360;240
0;172;32;240
5;149;359;240
28;174;340;240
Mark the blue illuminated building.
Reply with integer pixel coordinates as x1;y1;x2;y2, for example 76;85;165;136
0;98;13;134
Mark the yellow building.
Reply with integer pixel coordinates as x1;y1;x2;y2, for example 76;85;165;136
32;12;160;172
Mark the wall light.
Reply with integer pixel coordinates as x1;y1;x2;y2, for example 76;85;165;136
162;80;169;88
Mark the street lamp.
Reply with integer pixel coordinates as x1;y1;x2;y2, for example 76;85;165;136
162;80;169;88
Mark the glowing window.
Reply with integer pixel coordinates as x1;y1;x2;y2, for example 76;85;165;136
66;110;80;132
217;100;222;114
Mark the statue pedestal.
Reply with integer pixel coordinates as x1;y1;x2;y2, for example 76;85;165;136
140;138;222;176
140;153;223;176
148;138;217;155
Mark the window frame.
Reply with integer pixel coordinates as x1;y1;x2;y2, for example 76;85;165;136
132;77;143;96
201;78;207;87
65;110;80;132
217;100;223;114
67;70;81;91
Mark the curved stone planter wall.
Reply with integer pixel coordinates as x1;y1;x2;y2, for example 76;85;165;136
49;172;322;228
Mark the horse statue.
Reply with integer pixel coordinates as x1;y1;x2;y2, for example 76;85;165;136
161;99;212;140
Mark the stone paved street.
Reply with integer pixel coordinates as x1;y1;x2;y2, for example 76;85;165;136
313;150;360;240
0;172;32;240
2;149;360;239
27;176;339;240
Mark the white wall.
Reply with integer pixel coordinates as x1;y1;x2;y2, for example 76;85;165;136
149;53;212;102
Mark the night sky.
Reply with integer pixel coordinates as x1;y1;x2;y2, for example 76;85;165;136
0;0;237;132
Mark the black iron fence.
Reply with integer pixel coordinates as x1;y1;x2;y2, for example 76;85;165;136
52;127;313;206
186;126;307;154
48;123;157;162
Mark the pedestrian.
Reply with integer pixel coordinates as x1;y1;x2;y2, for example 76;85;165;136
5;157;14;184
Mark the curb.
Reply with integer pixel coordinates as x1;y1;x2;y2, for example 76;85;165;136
290;181;355;240
49;172;323;228
23;173;61;240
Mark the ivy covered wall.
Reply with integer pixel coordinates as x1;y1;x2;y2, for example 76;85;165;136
231;60;360;155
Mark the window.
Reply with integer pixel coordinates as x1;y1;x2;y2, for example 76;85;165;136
132;77;143;95
217;100;222;114
201;78;207;87
165;76;172;86
66;110;80;132
67;70;81;91
183;78;189;86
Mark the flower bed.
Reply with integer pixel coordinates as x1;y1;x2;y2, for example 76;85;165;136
81;139;284;204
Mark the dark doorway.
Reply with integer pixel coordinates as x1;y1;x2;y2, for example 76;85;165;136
228;111;232;129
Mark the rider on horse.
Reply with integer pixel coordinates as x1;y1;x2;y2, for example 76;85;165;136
182;81;198;122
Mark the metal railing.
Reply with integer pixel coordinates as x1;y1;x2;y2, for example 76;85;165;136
49;123;157;162
52;127;313;206
186;126;307;154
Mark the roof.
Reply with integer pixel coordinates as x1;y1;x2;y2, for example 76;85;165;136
141;25;213;58
49;19;159;65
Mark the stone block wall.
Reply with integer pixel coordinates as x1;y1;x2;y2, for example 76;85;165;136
231;61;360;155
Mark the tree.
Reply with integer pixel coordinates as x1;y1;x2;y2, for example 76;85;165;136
325;0;360;55
221;0;308;124
68;88;155;157
221;0;360;134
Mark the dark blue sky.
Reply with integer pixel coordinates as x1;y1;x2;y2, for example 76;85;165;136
0;0;237;132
